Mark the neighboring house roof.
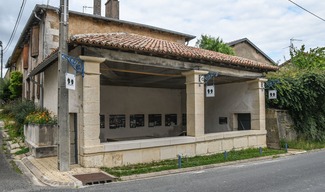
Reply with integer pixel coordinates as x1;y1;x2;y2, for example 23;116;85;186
6;4;195;68
227;38;276;65
30;33;278;76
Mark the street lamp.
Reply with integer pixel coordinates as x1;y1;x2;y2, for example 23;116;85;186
0;41;3;78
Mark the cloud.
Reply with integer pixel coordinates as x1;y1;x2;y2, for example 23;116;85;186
1;0;325;66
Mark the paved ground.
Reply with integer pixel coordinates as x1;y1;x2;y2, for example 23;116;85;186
74;150;325;192
0;130;40;192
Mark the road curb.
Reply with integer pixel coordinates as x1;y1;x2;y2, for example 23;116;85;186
120;151;305;181
21;157;76;188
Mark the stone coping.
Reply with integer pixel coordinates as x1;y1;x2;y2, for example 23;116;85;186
101;130;267;152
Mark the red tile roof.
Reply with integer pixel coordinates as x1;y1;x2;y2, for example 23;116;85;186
70;33;278;71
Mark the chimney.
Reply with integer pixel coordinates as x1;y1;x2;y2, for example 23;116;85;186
93;0;101;16
105;0;119;19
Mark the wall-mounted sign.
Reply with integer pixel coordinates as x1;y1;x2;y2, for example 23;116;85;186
206;85;215;97
65;73;76;90
268;90;277;99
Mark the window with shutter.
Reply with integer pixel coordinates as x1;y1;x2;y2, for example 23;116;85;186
31;26;39;58
23;44;29;69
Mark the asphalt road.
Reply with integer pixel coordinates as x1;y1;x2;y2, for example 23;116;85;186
77;150;325;192
0;130;51;192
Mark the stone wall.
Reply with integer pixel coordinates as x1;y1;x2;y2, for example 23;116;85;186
231;42;273;65
205;79;266;133
80;130;267;168
266;109;297;149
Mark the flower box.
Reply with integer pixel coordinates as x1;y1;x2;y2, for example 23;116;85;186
24;124;58;158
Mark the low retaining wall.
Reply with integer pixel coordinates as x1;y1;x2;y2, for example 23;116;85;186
79;130;267;168
266;109;297;149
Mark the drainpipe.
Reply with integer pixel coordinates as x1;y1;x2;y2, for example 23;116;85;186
34;10;45;108
0;41;3;78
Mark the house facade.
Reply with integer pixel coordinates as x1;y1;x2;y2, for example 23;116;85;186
7;1;278;168
227;38;276;65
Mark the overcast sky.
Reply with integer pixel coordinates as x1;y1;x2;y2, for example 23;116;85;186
0;0;324;66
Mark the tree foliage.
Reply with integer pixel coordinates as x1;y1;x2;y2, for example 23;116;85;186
0;78;11;103
196;34;235;55
266;45;325;141
290;45;325;70
9;71;23;99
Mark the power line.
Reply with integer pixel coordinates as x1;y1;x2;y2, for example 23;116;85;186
3;0;27;53
288;0;325;22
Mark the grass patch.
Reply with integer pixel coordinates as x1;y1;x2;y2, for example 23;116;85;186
14;147;29;155
101;148;285;177
10;160;22;174
285;139;325;150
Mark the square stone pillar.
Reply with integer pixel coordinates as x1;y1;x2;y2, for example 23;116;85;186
79;56;105;153
182;70;209;137
249;78;267;130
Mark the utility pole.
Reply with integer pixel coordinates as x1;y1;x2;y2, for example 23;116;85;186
0;41;3;78
58;0;70;171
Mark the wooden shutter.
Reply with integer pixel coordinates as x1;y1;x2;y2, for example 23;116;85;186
31;26;39;58
26;80;30;100
23;44;29;69
37;75;40;99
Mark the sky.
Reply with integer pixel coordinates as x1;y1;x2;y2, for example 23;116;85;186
0;0;324;67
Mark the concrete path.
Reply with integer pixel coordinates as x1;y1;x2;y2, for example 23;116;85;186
22;156;105;188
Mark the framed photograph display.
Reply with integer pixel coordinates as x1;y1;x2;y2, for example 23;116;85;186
165;114;177;126
109;114;125;129
130;114;145;128
148;114;162;127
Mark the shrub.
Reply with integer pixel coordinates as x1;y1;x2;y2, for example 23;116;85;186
9;71;23;100
266;45;325;141
0;78;11;104
12;100;36;126
266;72;325;141
0;100;36;137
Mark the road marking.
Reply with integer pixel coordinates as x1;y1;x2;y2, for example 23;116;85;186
193;170;205;174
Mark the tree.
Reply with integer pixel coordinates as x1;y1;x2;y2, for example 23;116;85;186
9;71;23;99
195;34;235;55
0;78;11;103
290;45;325;70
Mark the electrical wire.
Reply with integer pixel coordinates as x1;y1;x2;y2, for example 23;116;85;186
3;0;27;53
288;0;325;22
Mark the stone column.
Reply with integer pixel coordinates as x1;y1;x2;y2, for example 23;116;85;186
79;56;105;154
182;70;208;137
249;78;267;130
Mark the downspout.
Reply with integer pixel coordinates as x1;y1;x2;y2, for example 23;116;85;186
34;10;45;109
41;11;45;109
